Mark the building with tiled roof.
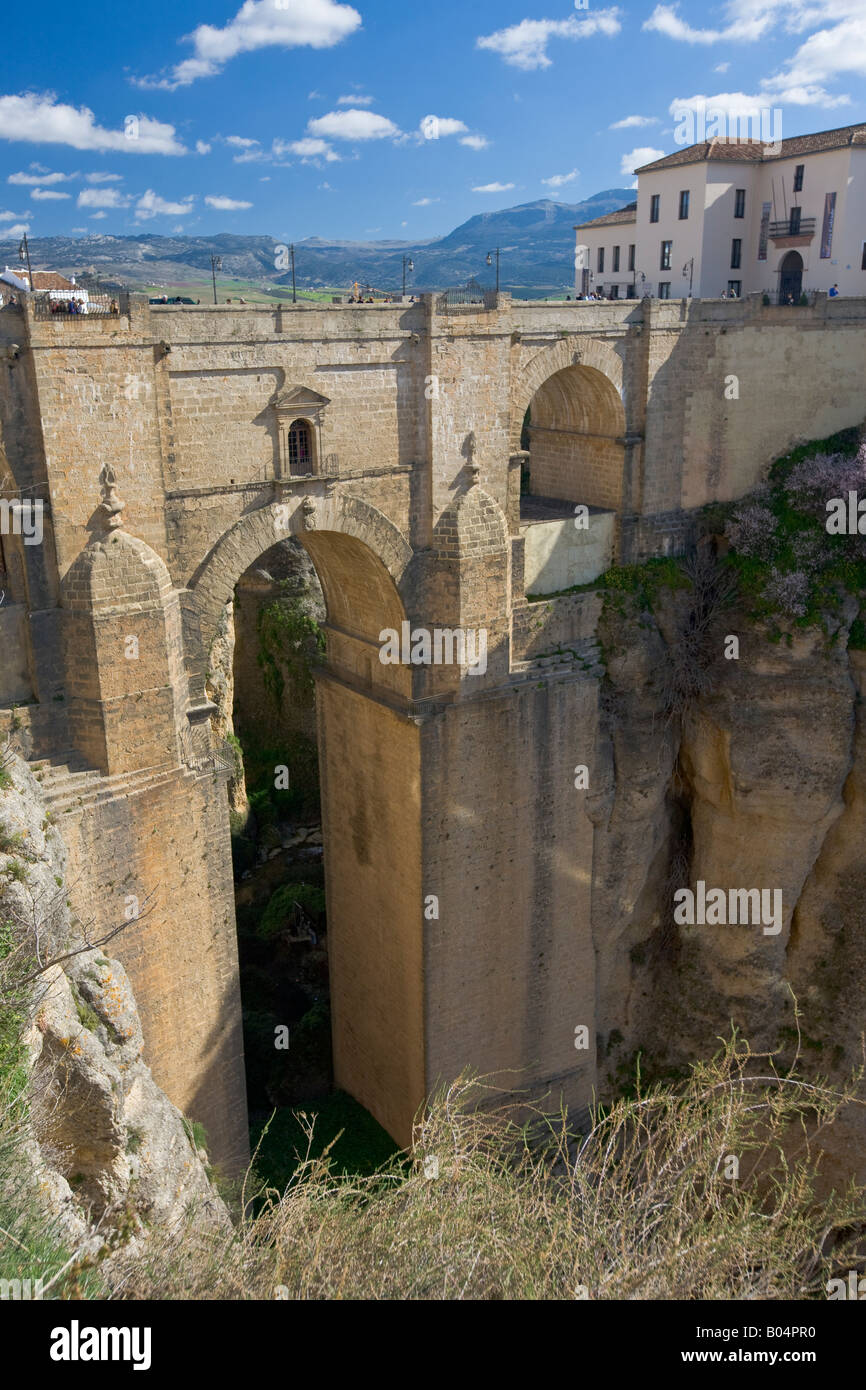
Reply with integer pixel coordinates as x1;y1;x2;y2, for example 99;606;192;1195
574;121;866;301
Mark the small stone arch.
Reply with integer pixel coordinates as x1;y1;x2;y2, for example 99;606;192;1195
513;338;628;512
511;335;625;452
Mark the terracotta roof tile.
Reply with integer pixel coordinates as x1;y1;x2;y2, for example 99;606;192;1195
575;202;637;229
28;271;76;290
633;122;866;174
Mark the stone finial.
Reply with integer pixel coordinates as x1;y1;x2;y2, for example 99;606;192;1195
300;495;317;530
465;431;480;486
98;463;125;531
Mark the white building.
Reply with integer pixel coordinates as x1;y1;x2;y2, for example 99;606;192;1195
576;121;866;301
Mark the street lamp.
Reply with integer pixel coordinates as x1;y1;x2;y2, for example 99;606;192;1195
402;255;414;297
211;255;222;305
486;247;500;293
18;233;33;293
682;258;695;296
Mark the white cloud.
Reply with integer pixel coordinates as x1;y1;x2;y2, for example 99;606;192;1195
0;210;25;220
205;194;252;209
646;2;866;105
620;146;665;174
460;134;490;149
643;3;767;45
9;166;74;185
670;88;850;131
233;148;269;163
31;188;70;200
412;196;440;205
318;180;334;189
307;108;401;140
714;62;730;72
337;93;374;105
610;115;659;129
85;171;123;182
196;140;212;155
476;9;621;70
764;14;866;97
418;115;468;139
77;187;130;208
308;90;324;100
225;135;259;148
1;222;30;236
90;211;107;220
136;0;362;89
541;168;578;188
472;181;515;193
0;94;185;154
278;136;340;162
135;189;195;220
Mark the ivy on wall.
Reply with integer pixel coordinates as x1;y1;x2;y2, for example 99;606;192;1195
256;591;325;711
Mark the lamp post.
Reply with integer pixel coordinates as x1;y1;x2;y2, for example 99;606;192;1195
290;244;297;304
18;233;33;293
634;271;647;298
211;255;222;305
486;247;500;292
402;255;414;297
682;258;695;297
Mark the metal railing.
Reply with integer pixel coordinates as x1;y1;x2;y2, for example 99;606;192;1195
181;728;239;776
769;217;816;238
760;287;817;305
437;286;499;310
32;289;130;320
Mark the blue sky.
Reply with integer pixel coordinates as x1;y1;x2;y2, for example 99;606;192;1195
0;0;864;244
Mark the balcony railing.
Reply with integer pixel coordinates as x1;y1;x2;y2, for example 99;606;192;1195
32;289;130;320
768;218;816;238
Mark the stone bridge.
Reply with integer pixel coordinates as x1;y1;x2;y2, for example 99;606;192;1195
1;290;864;1169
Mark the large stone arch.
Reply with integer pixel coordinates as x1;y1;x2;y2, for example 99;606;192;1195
189;491;413;665
185;488;425;1148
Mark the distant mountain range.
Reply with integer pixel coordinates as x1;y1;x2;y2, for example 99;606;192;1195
0;190;634;297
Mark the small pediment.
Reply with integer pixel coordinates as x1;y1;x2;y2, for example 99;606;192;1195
271;384;331;413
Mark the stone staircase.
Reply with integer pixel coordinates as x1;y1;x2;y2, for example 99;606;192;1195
512;636;606;681
29;755;183;817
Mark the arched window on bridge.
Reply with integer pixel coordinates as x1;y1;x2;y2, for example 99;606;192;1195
287;418;314;475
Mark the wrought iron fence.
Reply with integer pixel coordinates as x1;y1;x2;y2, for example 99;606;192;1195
759;287;817;305
32;289;130;320
437;286;499;310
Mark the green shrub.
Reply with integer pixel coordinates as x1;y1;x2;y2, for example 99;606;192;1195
256;595;325;712
258;882;326;942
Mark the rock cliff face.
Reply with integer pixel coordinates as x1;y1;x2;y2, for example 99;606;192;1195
0;753;228;1261
592;583;866;1174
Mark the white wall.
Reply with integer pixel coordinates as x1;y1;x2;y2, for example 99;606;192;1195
520;511;614;595
576;140;866;301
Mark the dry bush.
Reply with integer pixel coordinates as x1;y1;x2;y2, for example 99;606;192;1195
110;1036;865;1302
655;551;737;719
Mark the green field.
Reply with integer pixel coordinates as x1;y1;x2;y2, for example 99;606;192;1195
140;277;363;304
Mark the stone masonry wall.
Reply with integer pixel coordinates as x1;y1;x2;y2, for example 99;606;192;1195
53;766;248;1175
